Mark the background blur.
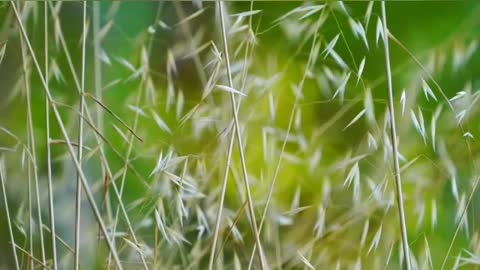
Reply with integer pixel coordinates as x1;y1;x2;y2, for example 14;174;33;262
1;1;480;269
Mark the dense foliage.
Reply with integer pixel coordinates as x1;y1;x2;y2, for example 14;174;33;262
1;1;480;269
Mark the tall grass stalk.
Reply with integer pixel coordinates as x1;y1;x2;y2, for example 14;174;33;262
0;159;20;270
44;1;58;269
19;5;47;266
381;2;412;269
218;1;268;269
386;17;480;270
208;1;256;268
208;122;236;270
45;3;148;267
74;3;87;269
22;32;34;270
10;2;124;269
2;2;479;269
92;0;111;228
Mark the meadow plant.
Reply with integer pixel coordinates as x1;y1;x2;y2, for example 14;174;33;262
0;1;480;269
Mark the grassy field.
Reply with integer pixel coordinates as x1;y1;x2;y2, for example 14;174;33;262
1;1;480;269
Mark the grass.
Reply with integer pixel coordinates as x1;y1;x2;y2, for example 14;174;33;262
380;2;411;269
0;1;480;269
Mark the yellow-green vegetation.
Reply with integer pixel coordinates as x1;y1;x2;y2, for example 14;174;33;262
1;1;480;269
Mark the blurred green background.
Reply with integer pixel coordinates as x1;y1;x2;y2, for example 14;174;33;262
1;1;480;269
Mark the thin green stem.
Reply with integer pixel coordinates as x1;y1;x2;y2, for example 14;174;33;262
93;0;112;228
44;1;57;269
74;2;87;270
208;116;236;270
18;6;47;266
217;1;268;269
208;1;256;268
381;2;411;270
0;160;20;270
45;3;148;267
10;2;124;269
